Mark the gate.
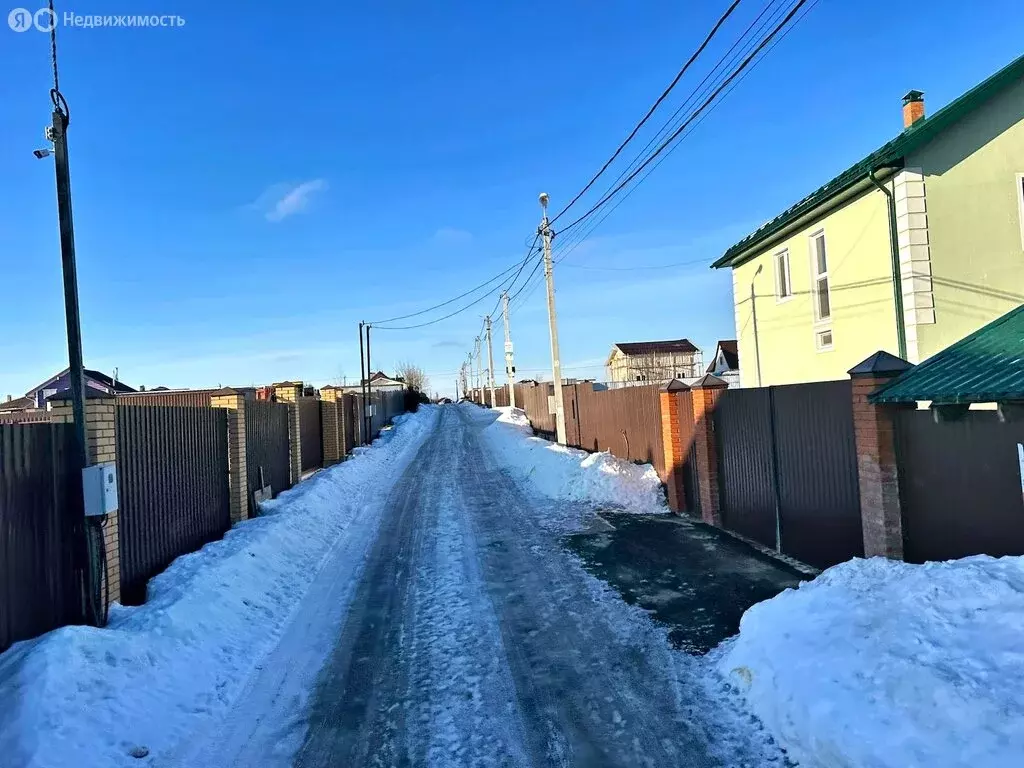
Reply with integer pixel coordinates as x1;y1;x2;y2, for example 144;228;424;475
116;405;230;605
341;393;356;455
245;400;291;514
299;397;322;472
1;423;84;653
714;381;863;568
896;410;1024;562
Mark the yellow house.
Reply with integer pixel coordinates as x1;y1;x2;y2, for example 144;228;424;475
712;54;1024;387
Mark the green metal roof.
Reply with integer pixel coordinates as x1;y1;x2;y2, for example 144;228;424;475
870;303;1024;404
712;53;1024;269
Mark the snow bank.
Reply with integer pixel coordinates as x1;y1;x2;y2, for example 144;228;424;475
0;407;437;768
716;555;1024;768
474;405;667;514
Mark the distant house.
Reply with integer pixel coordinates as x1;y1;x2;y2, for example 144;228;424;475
706;340;740;387
14;367;137;410
606;339;703;384
342;371;406;394
0;395;34;413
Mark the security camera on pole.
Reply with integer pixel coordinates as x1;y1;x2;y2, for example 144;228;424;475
539;193;567;444
502;291;516;409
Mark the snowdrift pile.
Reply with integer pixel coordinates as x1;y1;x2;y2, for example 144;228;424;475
716;555;1024;768
476;405;667;514
0;407;437;768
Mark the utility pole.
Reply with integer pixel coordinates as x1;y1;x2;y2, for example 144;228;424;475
474;336;483;404
539;192;567;444
750;266;764;387
502;291;516;409
365;324;373;441
485;315;497;408
358;322;367;444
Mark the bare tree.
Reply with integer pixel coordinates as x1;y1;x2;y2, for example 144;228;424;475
395;361;428;393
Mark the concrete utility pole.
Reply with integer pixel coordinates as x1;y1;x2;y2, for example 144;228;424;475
474;336;483;403
485;315;497;408
502;291;516;409
539;192;567;444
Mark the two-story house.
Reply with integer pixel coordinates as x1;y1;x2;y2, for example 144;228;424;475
712;54;1024;387
606;339;703;384
13;367;137;409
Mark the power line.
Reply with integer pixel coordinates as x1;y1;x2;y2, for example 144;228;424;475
549;0;745;224
557;0;810;237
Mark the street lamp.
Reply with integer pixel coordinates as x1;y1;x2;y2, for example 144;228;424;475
751;264;764;387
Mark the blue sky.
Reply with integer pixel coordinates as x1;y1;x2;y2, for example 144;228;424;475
1;0;1022;398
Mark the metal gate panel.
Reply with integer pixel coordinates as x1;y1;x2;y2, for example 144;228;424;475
116;405;230;605
299;398;322;471
714;388;777;548
0;424;84;653
245;400;291;513
896;410;1024;562
772;381;863;568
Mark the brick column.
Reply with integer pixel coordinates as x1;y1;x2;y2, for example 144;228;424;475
689;374;728;527
273;381;303;481
273;381;302;404
211;388;249;524
319;387;341;466
658;380;690;514
49;392;121;606
849;352;914;560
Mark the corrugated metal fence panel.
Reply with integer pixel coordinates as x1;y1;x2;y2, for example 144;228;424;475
675;389;701;516
517;383;555;437
118;390;214;408
772;381;863;568
0;423;84;653
244;400;291;511
573;384;666;477
116;405;230;605
0;410;52;424
298;398;323;472
714;388;778;548
341;394;356;455
896;410;1024;562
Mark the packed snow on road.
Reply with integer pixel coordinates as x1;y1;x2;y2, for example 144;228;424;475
0;402;1020;767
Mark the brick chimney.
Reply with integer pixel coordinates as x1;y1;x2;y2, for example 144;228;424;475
902;90;925;129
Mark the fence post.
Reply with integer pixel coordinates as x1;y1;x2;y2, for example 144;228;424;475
319;386;342;465
658;380;691;514
210;388;249;524
274;381;303;483
689;374;728;527
48;391;121;606
849;352;914;560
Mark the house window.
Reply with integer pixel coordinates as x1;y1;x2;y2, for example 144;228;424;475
810;230;831;321
816;329;834;351
1017;173;1024;249
774;249;792;300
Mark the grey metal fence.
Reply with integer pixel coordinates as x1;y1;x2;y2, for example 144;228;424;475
245;400;291;514
298;398;322;472
116;404;230;605
0;423;85;653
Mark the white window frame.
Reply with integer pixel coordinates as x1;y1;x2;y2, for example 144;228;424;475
815;328;834;352
1016;173;1024;250
774;248;793;302
809;228;832;324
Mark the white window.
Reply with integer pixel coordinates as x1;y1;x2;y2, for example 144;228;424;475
774;249;792;300
816;329;834;351
809;230;831;322
1017;173;1024;249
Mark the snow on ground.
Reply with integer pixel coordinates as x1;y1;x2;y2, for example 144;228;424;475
0;406;438;768
471;405;667;515
715;555;1024;768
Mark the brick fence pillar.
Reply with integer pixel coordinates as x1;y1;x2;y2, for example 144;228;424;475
658;380;691;513
273;381;303;482
849;352;914;559
319;386;341;465
690;374;728;527
211;388;249;524
49;391;121;606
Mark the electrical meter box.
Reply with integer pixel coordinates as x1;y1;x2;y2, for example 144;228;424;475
82;463;118;517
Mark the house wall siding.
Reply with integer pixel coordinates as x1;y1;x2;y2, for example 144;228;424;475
908;75;1024;361
732;190;898;387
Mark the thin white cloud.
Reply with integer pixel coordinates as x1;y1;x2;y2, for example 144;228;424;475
261;179;328;222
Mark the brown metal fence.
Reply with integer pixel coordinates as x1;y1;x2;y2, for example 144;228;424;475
713;380;863;568
570;383;666;478
298;398;322;472
118;390;214;408
116;404;230;605
245;400;291;513
0;410;53;424
896;410;1024;562
517;383;555;437
341;393;357;455
0;423;85;653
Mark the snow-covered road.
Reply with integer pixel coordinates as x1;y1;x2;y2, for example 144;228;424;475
175;405;782;767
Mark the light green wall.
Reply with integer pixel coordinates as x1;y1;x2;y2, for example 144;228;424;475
732;191;899;386
909;76;1024;359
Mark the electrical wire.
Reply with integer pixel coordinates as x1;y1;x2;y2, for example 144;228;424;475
549;0;745;224
557;0;810;237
